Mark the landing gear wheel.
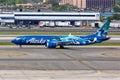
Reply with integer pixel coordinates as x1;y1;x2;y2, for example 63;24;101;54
60;45;64;49
19;45;22;48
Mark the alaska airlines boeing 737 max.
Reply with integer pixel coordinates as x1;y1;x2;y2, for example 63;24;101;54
12;20;111;48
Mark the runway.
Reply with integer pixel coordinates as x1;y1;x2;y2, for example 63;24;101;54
0;46;120;70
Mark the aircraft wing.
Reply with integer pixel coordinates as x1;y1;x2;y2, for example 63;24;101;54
52;33;80;45
56;37;80;45
57;40;71;45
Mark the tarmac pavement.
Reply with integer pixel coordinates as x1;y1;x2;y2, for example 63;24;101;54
0;46;120;79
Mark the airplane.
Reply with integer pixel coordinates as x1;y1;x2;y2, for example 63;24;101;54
12;20;111;48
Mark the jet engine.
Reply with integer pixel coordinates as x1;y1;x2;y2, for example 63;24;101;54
46;40;57;48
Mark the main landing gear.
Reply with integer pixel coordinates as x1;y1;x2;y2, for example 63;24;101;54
19;45;22;48
60;45;64;49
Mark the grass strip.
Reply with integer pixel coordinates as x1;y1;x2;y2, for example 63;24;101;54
0;42;15;45
0;32;120;35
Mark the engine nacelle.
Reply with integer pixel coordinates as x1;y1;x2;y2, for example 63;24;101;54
46;40;57;48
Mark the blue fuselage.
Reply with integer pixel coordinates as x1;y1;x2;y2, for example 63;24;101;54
12;35;104;46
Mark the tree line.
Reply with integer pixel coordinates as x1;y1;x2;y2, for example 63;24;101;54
0;0;43;5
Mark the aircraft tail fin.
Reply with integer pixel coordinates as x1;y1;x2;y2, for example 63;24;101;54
95;20;111;38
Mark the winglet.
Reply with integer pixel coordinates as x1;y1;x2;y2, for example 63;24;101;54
69;33;72;36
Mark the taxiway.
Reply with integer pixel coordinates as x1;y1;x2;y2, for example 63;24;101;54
0;46;120;70
0;46;120;79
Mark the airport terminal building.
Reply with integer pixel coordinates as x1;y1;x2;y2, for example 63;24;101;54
0;12;100;27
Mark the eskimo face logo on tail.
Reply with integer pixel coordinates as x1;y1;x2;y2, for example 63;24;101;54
26;38;46;44
97;29;107;37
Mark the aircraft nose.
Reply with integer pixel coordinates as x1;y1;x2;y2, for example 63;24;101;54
11;38;22;44
11;38;17;44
